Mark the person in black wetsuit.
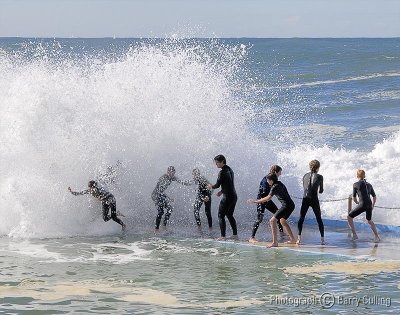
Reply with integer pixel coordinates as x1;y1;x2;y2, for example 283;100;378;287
207;155;238;240
152;166;191;232
249;165;284;244
296;160;325;245
192;168;213;229
347;169;380;242
68;180;126;231
248;173;296;247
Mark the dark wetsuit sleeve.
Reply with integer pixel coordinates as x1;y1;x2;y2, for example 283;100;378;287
352;183;357;198
269;185;277;197
71;189;90;196
212;171;223;189
319;175;324;194
369;184;376;198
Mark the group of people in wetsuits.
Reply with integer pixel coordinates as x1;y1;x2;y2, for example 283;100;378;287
68;154;380;246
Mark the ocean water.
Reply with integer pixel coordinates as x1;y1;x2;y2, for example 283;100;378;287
0;37;399;313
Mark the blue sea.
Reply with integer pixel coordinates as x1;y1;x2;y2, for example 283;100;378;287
0;37;399;313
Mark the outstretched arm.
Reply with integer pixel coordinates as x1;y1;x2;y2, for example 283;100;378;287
175;178;193;186
248;194;272;204
68;187;89;196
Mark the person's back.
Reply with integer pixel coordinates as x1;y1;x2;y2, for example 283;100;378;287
353;179;374;206
194;175;211;196
303;172;323;199
270;181;293;206
152;174;173;200
217;165;237;197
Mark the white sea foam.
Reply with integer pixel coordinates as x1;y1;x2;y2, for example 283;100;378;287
0;40;269;238
278;131;400;225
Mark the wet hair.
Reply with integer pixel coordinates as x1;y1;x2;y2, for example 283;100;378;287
309;160;320;173
269;165;282;174
167;166;176;173
88;180;97;188
266;173;278;183
357;169;366;179
214;155;226;164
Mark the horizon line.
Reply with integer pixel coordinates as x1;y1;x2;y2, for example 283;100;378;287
1;36;400;40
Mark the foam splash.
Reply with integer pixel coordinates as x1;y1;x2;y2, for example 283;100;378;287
0;39;267;238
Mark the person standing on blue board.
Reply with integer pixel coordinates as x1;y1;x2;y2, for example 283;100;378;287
248;173;296;247
68;180;126;231
347;169;380;242
207;155;238;241
192;168;213;229
296;160;325;245
249;165;284;244
152;166;191;232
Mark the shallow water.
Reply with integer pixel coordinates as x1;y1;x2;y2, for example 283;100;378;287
1;226;399;314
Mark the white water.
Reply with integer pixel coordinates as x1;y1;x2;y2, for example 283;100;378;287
1;40;399;238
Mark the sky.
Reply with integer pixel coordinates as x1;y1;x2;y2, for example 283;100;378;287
0;0;399;38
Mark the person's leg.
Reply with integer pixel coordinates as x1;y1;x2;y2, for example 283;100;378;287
347;205;364;240
163;201;173;226
226;197;238;237
155;196;165;230
265;201;283;233
250;204;265;241
296;198;310;244
311;199;325;244
366;207;380;242
268;216;278;247
204;197;212;228
279;203;296;244
218;198;228;239
280;218;296;243
102;201;111;222
109;198;125;229
193;195;203;227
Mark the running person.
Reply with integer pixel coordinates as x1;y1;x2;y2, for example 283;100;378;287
249;165;284;244
248;173;296;247
152;166;190;231
192;168;213;229
68;181;126;231
347;169;380;242
296;160;325;245
207;155;238;240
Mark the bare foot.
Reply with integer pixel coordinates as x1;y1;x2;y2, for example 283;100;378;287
216;236;226;241
229;235;239;241
267;242;278;248
248;238;257;244
296;239;301;245
154;228;160;234
374;237;380;243
351;234;358;241
320;238;325;245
